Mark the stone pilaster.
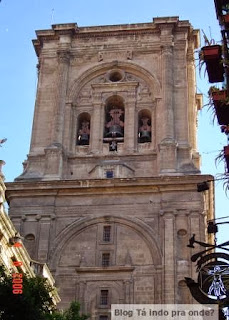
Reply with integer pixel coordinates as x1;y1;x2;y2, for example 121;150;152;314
162;212;175;303
52;50;70;144
44;143;64;179
158;24;177;173
63;102;74;153
161;44;174;141
124;280;131;303
37;215;52;262
187;45;200;170
189;211;201;281
43;49;70;179
124;91;137;153
159;139;177;173
91;96;104;154
0;160;5;181
187;47;197;152
79;281;86;312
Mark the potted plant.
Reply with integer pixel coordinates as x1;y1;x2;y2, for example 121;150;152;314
211;88;227;100
216;145;229;173
222;13;229;23
224;146;229;178
215;0;229;18
208;86;229;124
201;45;222;60
219;2;229;26
199;45;224;83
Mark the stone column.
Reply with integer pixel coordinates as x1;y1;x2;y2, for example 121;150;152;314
0;160;5;180
173;44;189;143
175;210;190;303
91;96;103;154
69;104;77;153
189;211;201;281
151;102;156;149
63;102;74;153
29;56;46;153
124;280;131;303
162;211;175;303
44;145;64;179
79;281;86;312
161;44;174;141
124;91;137;153
173;41;198;173
158;25;177;173
0;160;5;214
44;49;71;179
52;49;71;144
37;215;53;262
187;45;200;170
154;265;163;303
75;281;80;300
187;46;197;151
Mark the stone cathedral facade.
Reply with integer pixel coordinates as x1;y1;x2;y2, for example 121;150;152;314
6;17;214;319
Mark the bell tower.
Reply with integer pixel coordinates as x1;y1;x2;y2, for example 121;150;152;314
16;18;201;181
6;17;214;316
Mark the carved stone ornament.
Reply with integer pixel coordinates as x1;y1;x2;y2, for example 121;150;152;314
126;50;132;60
98;52;103;62
57;50;71;63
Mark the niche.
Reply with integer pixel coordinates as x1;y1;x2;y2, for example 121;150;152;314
77;112;91;145
138;109;151;143
103;96;125;145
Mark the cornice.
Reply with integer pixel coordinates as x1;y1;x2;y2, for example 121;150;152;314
32;18;194;57
75;266;135;273
5;174;213;200
75;29;157;39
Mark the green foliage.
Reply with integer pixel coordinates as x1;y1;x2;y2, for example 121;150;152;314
0;266;89;320
45;302;89;320
63;301;89;320
0;265;55;320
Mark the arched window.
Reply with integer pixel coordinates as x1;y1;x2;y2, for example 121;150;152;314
138;109;151;143
77;112;91;145
103;96;125;150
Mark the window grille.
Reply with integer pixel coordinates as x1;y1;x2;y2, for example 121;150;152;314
103;226;111;242
100;290;109;305
102;253;110;267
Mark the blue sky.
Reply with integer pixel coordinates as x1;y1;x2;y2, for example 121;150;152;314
0;0;228;243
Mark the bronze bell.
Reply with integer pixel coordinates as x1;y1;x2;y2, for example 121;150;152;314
78;133;89;145
139;116;151;143
106;125;123;137
139;130;151;143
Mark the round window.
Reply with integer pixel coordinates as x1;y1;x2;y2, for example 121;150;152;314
107;69;124;82
25;234;35;241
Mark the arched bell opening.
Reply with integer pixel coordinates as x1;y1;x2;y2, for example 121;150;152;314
138;109;152;143
77;112;91;145
103;96;125;144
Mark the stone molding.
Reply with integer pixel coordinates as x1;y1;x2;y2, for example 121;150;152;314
75;266;135;273
49;215;162;269
67;61;161;103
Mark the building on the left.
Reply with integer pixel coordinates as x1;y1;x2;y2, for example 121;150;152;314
0;160;60;306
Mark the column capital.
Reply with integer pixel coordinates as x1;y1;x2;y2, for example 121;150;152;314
57;49;71;64
160;210;176;219
161;44;174;55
